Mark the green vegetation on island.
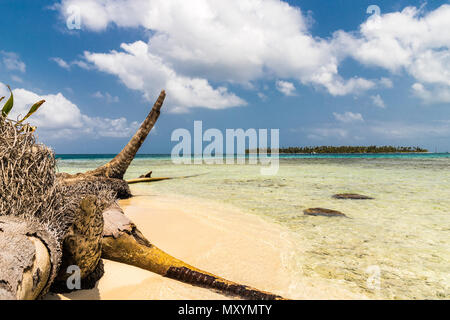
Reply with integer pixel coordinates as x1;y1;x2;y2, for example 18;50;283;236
246;145;428;154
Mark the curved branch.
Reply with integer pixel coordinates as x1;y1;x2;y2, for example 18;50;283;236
101;205;286;300
86;90;166;179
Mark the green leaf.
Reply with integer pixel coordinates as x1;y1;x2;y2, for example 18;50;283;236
1;85;13;117
0;96;5;103
18;99;45;123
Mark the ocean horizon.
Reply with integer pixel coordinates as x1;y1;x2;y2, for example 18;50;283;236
55;153;450;161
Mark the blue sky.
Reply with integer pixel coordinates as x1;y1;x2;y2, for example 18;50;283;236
0;0;449;153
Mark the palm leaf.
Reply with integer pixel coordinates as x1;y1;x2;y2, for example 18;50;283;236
18;100;45;123
1;85;13;117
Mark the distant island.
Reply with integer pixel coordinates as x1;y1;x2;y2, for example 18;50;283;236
246;146;428;154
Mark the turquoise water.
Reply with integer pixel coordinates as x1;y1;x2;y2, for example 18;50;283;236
56;153;450;160
57;154;450;299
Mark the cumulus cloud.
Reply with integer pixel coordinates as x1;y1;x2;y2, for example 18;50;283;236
57;1;450;106
333;4;450;103
276;80;296;96
412;83;450;103
84;41;246;113
59;0;378;105
333;111;364;123
1;51;26;73
0;82;139;139
371;94;386;108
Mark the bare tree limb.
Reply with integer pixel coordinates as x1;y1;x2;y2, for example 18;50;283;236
101;204;286;300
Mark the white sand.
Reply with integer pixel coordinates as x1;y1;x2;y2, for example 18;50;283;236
45;193;366;300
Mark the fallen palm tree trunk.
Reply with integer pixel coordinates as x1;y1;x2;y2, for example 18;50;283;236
102;205;285;300
1;90;286;300
0;216;52;300
0;116;114;299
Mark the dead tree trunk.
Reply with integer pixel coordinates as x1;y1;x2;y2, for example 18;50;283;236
0;217;59;300
85;90;166;179
101;205;285;300
1;90;286;300
57;90;167;199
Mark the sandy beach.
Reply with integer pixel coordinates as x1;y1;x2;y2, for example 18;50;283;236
45;190;367;300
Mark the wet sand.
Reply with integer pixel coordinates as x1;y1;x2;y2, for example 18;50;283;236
45;192;367;300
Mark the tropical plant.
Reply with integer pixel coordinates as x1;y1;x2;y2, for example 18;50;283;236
1;85;45;131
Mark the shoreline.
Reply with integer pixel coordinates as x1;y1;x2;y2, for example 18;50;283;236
45;190;368;300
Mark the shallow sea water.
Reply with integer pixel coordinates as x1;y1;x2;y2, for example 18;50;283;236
58;154;450;299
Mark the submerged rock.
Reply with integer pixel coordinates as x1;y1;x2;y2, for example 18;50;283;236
333;193;374;200
304;208;347;217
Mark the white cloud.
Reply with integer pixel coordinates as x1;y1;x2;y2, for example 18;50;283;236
257;92;267;101
307;128;349;140
51;57;93;70
1;51;26;73
59;0;377;103
92;91;103;99
84;41;246;112
92;91;120;103
276;80;296;96
303;120;450;142
71;60;92;70
57;1;450;105
80;116;139;138
412;83;450;103
371;94;386;108
380;77;393;88
368;121;450;139
333;4;450;103
333;111;364;123
51;57;71;70
0;82;138;139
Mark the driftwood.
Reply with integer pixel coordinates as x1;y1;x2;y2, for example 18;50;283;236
0;216;52;300
126;177;172;184
101;204;283;300
0;90;285;300
126;173;207;184
139;171;153;178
